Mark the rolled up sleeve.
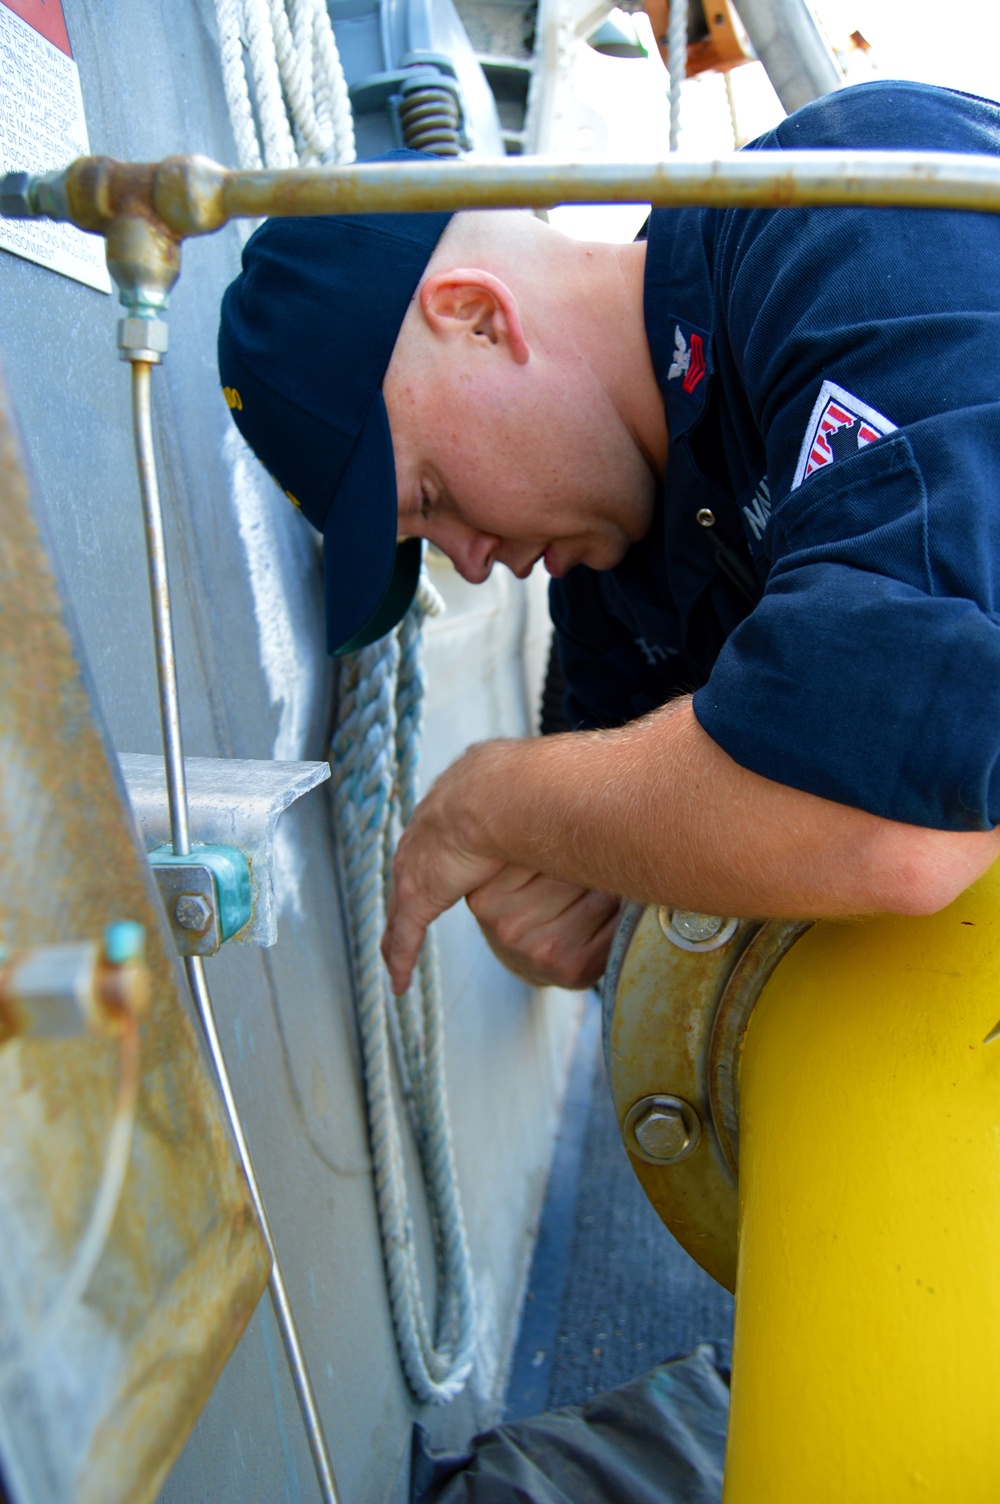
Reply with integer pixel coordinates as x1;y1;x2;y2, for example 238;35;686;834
694;422;1000;830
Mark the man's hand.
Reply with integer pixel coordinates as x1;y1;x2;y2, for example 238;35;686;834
381;700;1000;1000
382;746;507;995
466;867;621;989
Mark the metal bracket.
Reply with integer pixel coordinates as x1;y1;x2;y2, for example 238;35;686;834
119;755;330;947
147;845;252;957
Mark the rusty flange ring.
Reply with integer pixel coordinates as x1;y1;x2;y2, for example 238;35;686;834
602;903;809;1291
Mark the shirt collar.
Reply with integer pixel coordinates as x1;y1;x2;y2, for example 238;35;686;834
643;208;715;440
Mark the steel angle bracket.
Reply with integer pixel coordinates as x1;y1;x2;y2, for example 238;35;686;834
120;755;330;946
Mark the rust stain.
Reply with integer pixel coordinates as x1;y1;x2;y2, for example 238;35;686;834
606;905;743;1293
604;907;812;1293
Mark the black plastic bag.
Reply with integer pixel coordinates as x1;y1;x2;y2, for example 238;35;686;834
411;1345;729;1504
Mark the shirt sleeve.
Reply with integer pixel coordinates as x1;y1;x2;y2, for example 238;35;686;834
692;88;1000;831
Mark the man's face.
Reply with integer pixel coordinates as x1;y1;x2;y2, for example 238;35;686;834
383;323;658;586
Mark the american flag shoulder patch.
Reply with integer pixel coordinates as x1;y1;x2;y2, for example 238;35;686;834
791;379;896;490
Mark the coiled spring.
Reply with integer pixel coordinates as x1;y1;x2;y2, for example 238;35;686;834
399;78;462;155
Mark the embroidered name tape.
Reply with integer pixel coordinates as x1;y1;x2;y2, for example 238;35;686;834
792;379;896;490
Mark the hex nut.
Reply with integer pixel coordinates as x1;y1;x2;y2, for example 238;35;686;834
624;1093;701;1166
635;1104;690;1162
117;315;169;362
0;171;32;219
174;893;213;933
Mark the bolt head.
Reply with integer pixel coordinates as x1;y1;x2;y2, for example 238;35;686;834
174;893;213;933
671;910;724;944
634;1104;690;1162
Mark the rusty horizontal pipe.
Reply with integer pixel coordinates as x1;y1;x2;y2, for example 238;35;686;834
9;150;1000;249
221;149;1000;218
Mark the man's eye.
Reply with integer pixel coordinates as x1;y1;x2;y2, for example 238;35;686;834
420;487;433;519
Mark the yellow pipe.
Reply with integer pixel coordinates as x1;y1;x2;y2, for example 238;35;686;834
724;861;1000;1502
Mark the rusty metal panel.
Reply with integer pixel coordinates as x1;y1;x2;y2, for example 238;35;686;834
0;361;270;1504
602;903;809;1293
602;903;748;1292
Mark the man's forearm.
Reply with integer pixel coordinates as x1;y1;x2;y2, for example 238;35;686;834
384;695;1000;993
448;698;1000;920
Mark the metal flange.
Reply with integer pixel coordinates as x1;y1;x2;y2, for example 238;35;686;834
602;902;809;1291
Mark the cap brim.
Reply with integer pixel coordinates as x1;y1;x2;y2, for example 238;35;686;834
333;537;423;656
322;391;421;655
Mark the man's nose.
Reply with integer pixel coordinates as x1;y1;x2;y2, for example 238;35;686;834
454;530;498;584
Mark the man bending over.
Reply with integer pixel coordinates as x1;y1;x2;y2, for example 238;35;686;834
219;79;1000;995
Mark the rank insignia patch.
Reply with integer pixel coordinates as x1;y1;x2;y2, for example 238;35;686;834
667;324;707;396
792;379;896;490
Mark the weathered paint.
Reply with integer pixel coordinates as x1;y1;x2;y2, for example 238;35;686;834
604;903;753;1291
726;861;1000;1502
604;903;809;1292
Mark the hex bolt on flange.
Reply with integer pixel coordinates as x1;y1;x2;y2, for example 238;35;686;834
623;1093;702;1165
658;907;739;952
0;926;150;1043
174;893;213;933
636;1104;689;1160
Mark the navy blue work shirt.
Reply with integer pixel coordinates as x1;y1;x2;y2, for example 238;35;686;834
549;79;1000;832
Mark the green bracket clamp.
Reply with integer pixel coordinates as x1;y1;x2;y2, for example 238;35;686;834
148;844;252;956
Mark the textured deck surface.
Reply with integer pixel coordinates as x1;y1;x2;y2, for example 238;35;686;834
505;994;734;1419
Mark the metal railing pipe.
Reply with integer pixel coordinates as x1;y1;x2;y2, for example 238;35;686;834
734;0;842;114
217;149;1000;222
8;150;1000;254
131;353;341;1504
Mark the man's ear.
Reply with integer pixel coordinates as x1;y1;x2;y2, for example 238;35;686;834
419;269;530;365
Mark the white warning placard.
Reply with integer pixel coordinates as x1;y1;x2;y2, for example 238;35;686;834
0;0;110;293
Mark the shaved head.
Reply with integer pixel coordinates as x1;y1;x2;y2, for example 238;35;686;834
382;211;669;587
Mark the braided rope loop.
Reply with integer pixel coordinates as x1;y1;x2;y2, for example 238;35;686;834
214;0;355;172
332;583;476;1403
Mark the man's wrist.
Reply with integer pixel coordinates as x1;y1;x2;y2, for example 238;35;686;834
436;736;514;866
450;737;532;862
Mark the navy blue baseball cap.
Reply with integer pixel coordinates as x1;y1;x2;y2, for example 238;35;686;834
217;151;452;655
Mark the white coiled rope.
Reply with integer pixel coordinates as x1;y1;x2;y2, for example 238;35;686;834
214;0;355;170
668;0;688;152
212;0;477;1403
